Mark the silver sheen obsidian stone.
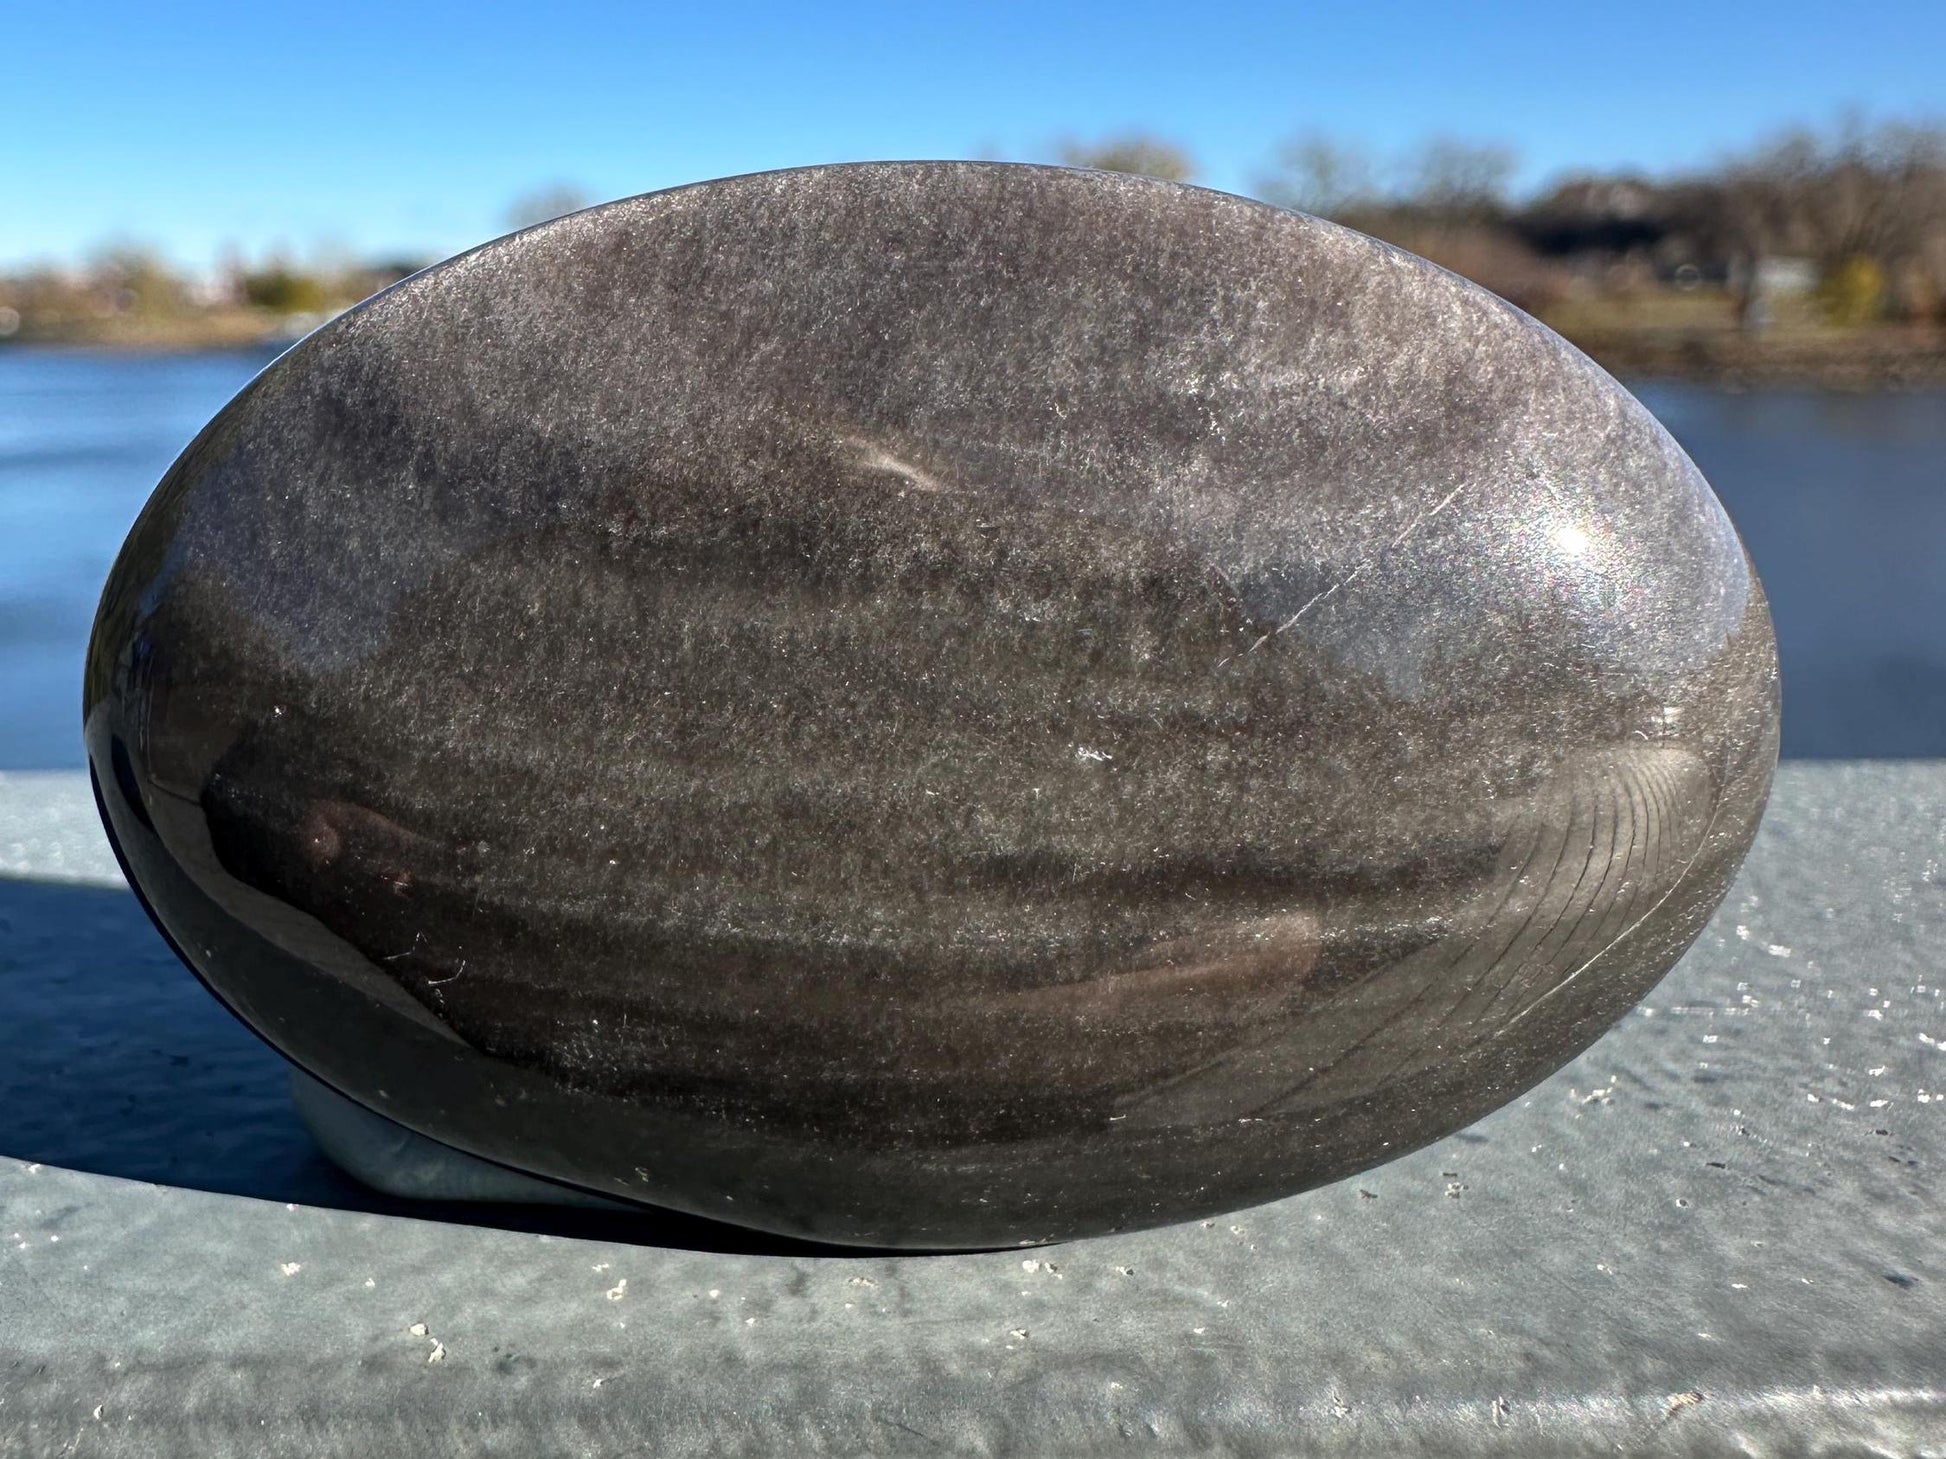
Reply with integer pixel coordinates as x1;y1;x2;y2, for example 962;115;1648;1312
86;163;1779;1248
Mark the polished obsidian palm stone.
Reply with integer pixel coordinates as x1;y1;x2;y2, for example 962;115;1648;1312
86;163;1778;1248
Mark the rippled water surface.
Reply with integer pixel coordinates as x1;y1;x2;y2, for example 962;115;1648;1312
0;347;1939;766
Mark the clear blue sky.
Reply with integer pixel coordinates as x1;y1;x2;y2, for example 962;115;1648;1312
5;0;1943;271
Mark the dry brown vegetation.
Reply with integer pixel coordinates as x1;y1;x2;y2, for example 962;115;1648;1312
1073;118;1946;383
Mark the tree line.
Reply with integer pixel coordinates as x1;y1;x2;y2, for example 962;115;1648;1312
4;115;1944;348
1064;117;1946;326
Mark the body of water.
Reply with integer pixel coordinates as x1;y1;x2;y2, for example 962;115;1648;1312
1;347;1941;765
1;348;279;769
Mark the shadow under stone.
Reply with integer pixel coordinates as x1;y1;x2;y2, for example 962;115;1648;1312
0;874;841;1256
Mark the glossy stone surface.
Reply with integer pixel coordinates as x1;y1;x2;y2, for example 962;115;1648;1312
85;163;1779;1249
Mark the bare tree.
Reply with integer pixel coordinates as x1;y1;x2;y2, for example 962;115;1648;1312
1057;133;1197;184
505;184;595;232
1255;133;1378;219
1800;120;1946;267
1403;136;1517;222
87;243;190;318
1685;116;1946;322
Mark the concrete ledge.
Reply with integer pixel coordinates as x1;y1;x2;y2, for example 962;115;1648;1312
3;764;1943;1455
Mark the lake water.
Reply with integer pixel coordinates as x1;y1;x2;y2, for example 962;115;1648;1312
2;347;1941;766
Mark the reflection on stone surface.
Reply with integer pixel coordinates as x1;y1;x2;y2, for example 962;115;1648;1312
85;163;1778;1247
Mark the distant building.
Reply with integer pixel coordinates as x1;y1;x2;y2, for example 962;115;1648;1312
1751;257;1818;296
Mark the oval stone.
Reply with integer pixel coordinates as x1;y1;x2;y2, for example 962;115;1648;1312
86;163;1779;1248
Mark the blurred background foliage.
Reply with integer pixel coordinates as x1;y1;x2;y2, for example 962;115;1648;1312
4;115;1945;383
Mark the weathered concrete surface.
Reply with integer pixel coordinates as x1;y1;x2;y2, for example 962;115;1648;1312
3;763;1939;1456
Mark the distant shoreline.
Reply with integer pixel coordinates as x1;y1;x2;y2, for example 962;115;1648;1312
6;318;1946;390
1566;326;1946;390
0;308;320;355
